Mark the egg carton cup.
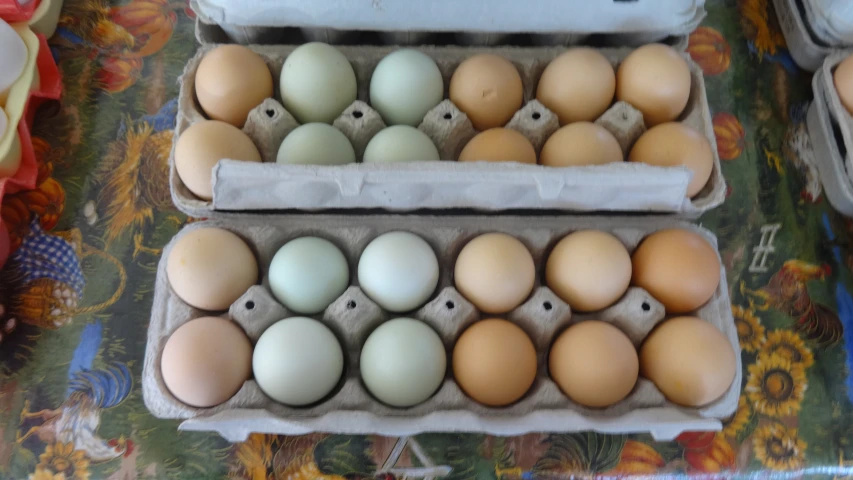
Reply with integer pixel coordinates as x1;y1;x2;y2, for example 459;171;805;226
143;214;741;443
172;44;724;218
774;0;834;71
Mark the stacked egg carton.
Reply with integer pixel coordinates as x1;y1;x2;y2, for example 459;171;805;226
774;0;853;71
143;215;740;442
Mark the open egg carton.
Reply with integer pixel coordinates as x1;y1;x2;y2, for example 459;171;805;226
807;49;853;216
143;214;741;443
774;0;853;71
172;44;724;218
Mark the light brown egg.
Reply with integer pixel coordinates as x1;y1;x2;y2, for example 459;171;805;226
458;128;536;164
174;120;262;200
546;230;632;312
167;227;259;311
631;229;720;314
160;316;253;408
453;319;537;407
549;321;638;408
616;44;691;126
628;122;714;198
834;53;853;116
450;54;523;130
454;233;535;314
640;316;737;407
536;48;616;125
195;45;274;127
540;122;623;167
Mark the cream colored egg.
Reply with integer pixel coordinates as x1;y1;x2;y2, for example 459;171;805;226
616;44;691;126
195;45;274;127
537;48;616;125
454;233;535;314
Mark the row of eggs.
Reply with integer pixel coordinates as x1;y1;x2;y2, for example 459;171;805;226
166;227;722;317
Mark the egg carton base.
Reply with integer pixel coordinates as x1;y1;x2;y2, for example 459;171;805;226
775;0;833;71
807;78;853;216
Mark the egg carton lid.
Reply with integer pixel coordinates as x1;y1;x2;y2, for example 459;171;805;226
803;0;853;45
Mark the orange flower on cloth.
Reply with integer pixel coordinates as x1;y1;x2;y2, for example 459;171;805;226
688;26;732;76
604;440;665;475
714;112;746;161
109;0;177;58
683;433;736;473
30;442;90;480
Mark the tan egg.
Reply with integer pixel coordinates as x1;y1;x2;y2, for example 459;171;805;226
834;53;853;116
458;128;536;164
450;54;523;130
628;122;714;198
550;321;638;407
640;316;737;407
453;319;537;406
546;230;632;312
616;44;691;126
631;229;720;314
195;45;274;127
454;233;535;314
161;316;253;408
174;120;262;200
536;48;616;125
540;122;623;167
167;227;259;311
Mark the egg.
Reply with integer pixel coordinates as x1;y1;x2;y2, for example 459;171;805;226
628;122;714;198
458;128;536;164
454;233;535;314
640;316;736;407
195;45;273;127
0;20;28;107
280;42;358;124
370;49;444;126
253;317;344;406
453;318;537;407
276;123;356;165
631;229;720;313
160;316;253;408
268;237;350;314
166;227;258;311
358;231;439;312
549;321;638;408
616;44;691;126
360;318;446;407
539;122;623;167
174;120;262;200
449;54;523;130
834;53;853;115
536;48;616;125
362;125;440;163
546;230;632;312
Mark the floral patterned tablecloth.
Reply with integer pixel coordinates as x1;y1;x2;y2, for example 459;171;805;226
2;0;853;478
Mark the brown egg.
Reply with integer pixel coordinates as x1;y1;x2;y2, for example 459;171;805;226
536;48;616;125
195;45;274;127
454;233;535;314
458;128;536;164
540;122;623;167
834;53;853;116
616;44;691;126
167;227;259;311
453;319;537;406
550;321;638;407
546;230;632;312
450;54;523;130
631;229;720;314
161;316;253;408
640;316;736;407
174;120;262;200
628;122;714;198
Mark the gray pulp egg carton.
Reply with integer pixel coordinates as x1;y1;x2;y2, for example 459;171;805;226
172;44;725;218
774;0;834;71
142;214;741;443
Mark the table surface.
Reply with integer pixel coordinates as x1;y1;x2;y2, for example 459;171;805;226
3;0;853;478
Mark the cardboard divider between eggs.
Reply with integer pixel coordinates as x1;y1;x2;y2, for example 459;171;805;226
142;214;742;442
171;43;725;218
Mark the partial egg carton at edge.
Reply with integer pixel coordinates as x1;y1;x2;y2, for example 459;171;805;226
172;44;725;218
142;214;741;443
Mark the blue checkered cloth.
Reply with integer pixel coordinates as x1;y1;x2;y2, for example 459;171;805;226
11;218;85;297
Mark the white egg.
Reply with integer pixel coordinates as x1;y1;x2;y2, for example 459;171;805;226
362;125;441;163
360;318;446;407
280;42;357;124
357;231;439;312
276;123;356;165
268;237;350;314
0;20;27;107
253;317;344;406
369;49;444;126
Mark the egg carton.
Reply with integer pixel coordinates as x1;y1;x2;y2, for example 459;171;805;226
802;0;853;46
172;44;724;218
774;0;834;71
142;214;741;443
190;0;704;47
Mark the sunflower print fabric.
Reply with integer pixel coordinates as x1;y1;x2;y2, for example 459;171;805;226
2;0;853;478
